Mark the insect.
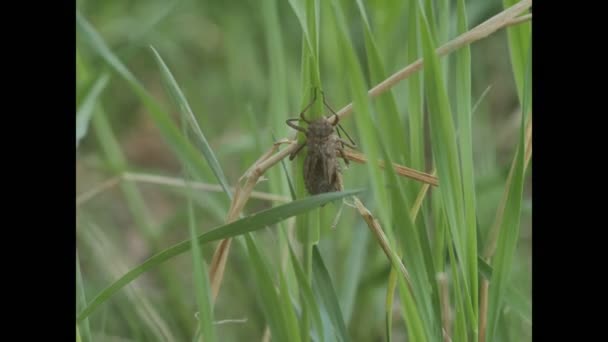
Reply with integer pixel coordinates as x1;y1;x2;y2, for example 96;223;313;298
286;89;357;196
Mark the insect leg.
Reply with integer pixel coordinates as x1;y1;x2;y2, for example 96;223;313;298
299;89;318;123
338;138;356;150
286;118;308;133
320;91;357;148
289;141;306;160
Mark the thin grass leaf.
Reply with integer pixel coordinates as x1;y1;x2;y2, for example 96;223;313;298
378;132;440;339
187;196;217;342
419;1;477;326
77;13;223;191
76;254;91;342
406;0;425;173
312;246;350;342
339;220;368;324
151;46;232;199
288;243;324;342
486;43;531;342
385;267;397;342
76;74;109;148
396;270;428;342
329;0;389;223
455;0;479;335
354;0;405;163
503;0;531;104
277;262;303;342
244;234;291;342
77;188;364;322
448;240;468;342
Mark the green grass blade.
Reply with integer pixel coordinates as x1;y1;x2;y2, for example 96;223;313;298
448;240;468;342
76;74;109;148
329;0;389;223
486;43;531;342
455;0;479;336
354;0;405;163
277;261;303;342
77;13;223;192
151;46;232;200
418;1;475;325
312;246;350;342
503;0;531;104
405;0;425;173
385;268;397;342
244;234;291;342
288;243;324;342
339;220;368;324
396;271;428;342
76;254;92;342
379;135;439;339
187;196;217;342
77;188;364;322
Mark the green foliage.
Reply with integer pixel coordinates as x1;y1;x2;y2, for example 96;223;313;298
76;0;532;340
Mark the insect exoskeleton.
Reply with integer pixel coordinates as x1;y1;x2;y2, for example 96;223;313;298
286;89;356;196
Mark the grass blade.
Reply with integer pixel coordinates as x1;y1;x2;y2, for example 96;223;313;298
312;246;350;342
502;0;531;103
150;46;232;200
77;13;223;191
419;1;476;327
76;74;109;148
288;243;324;342
486;43;531;342
455;0;479;336
76;254;92;342
405;0;425;173
187;196;217;342
244;234;291;342
77;188;364;322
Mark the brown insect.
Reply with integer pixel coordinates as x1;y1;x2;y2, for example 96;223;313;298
286;89;356;195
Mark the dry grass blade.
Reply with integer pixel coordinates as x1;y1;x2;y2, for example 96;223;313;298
206;2;532;301
352;196;412;289
330;0;532;123
343;149;438;186
209;138;295;300
76;172;290;207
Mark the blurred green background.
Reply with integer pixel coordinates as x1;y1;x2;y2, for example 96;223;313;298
76;0;531;341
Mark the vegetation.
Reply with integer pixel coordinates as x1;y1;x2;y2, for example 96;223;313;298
76;0;531;341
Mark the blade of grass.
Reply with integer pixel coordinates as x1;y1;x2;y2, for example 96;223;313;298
288;242;324;342
186;191;217;341
76;74;110;148
448;240;468;342
77;188;364;322
151;46;232;200
244;234;291;342
502;0;531;103
485;43;531;342
379;135;440;339
76;254;92;342
385;266;397;342
312;246;350;342
405;0;425;174
277;258;303;342
77;13;224;192
455;0;479;337
329;0;389;223
419;1;477;331
355;0;405;164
